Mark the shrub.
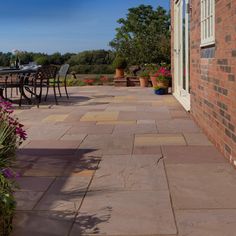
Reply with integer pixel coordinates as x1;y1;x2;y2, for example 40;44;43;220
137;69;150;78
69;65;114;74
153;67;171;82
35;56;49;66
112;56;127;69
0;99;26;235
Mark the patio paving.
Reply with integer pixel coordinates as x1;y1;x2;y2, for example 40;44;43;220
11;86;236;236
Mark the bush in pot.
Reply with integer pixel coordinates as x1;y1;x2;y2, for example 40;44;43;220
137;70;149;87
153;67;171;88
0;99;26;235
145;64;159;87
112;56;127;78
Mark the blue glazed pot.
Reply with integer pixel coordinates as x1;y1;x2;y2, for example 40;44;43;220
154;88;166;95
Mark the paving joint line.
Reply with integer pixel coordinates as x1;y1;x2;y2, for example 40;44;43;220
32;176;57;211
160;145;179;235
67;157;102;236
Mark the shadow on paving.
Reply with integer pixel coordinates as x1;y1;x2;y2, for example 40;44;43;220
12;94;92;109
11;147;112;236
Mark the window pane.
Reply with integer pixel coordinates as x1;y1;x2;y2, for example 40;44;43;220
207;18;211;37
208;0;211;16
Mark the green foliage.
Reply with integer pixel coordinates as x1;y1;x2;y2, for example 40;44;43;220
0;53;11;67
66;78;87;87
66;75;113;87
112;56;127;69
35;56;50;66
68;50;115;66
137;69;149;78
70;64;114;74
153;85;164;90
0;50;114;75
110;5;170;65
0;173;16;236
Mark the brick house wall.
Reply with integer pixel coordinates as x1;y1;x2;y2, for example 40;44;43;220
171;0;236;164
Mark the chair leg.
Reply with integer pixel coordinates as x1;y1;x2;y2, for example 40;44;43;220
37;82;43;108
5;87;8;99
45;83;49;101
57;76;62;97
53;84;58;105
19;87;23;107
10;76;13;98
64;76;69;99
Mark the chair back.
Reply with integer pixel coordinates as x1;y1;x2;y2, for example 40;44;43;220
36;66;57;80
58;64;69;77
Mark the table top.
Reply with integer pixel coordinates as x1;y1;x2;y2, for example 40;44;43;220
0;68;38;75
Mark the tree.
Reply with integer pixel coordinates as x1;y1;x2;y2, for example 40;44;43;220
35;56;49;66
109;5;170;65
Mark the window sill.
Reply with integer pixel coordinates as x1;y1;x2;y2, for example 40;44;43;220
200;41;215;48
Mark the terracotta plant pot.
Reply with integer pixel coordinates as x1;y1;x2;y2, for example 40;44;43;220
115;68;125;78
156;80;169;88
150;76;157;87
139;77;148;87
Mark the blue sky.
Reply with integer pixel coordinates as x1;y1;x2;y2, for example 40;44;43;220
0;0;169;54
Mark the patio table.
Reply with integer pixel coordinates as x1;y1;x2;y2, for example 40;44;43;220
0;68;38;104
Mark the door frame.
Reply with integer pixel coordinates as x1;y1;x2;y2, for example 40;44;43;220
173;0;191;111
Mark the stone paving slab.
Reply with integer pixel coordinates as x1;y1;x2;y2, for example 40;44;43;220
66;125;114;135
12;211;73;236
162;146;227;164
113;124;157;134
80;111;119;121
134;134;187;146
118;111;171;121
26;124;71;140
70;190;177;236
43;114;69;122
166;163;236;209
156;119;201;133
176;209;236;236
133;145;163;155
17;176;55;191
96;120;136;125
183;133;213;146
90;157;168;191
14;191;44;210
35;176;91;212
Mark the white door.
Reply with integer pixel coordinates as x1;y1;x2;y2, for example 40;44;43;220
174;0;190;111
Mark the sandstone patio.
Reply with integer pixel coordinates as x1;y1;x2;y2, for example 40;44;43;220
11;86;236;236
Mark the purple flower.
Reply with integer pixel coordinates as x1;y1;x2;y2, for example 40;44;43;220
2;168;15;178
16;127;27;140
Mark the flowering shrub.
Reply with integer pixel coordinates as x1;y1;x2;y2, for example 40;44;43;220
100;76;109;83
0;99;26;236
153;67;172;82
84;79;95;85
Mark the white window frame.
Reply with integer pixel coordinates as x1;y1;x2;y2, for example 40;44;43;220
200;0;215;46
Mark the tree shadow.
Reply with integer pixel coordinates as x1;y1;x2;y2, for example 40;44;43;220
12;147;113;235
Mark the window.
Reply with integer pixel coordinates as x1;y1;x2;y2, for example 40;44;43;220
201;0;215;46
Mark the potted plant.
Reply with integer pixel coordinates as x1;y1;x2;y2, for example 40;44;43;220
138;69;149;87
112;56;127;78
146;64;159;87
153;86;167;95
152;67;171;88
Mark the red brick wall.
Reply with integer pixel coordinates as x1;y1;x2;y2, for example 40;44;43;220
171;0;236;164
